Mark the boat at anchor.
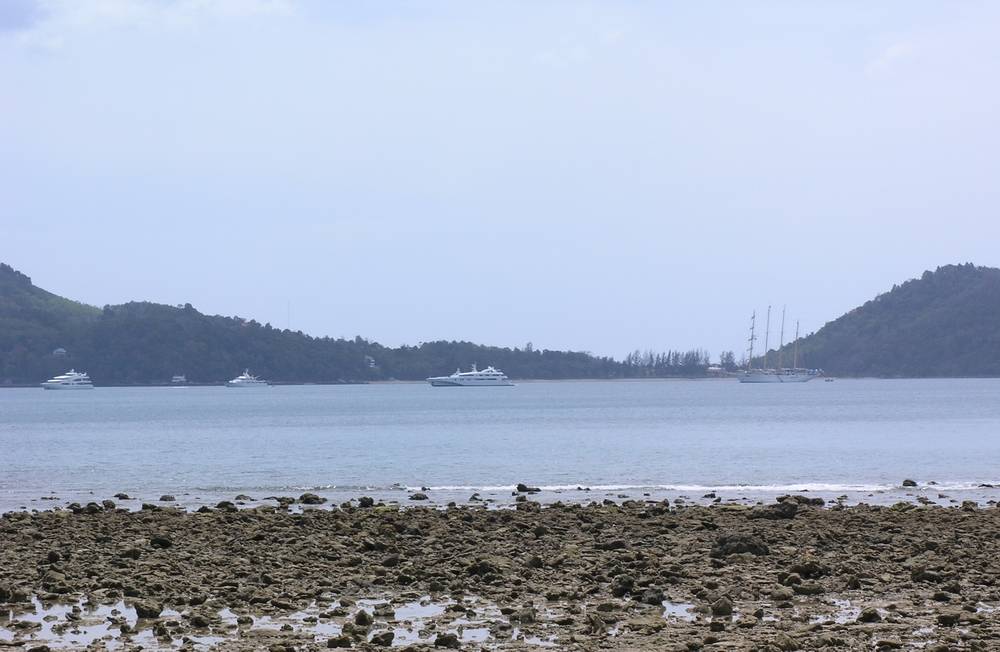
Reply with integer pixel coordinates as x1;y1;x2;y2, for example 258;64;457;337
739;307;819;383
226;369;269;387
427;364;514;387
41;369;94;390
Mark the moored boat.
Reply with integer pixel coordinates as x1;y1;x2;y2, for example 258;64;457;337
739;307;819;384
226;369;269;387
41;369;94;390
427;364;514;387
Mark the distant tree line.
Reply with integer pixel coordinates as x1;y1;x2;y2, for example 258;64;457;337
1;263;736;384
14;261;1000;382
621;349;737;377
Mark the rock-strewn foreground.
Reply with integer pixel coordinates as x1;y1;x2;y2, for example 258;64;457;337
2;499;998;651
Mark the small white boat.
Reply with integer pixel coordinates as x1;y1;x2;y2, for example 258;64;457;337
427;364;514;387
41;369;94;390
226;369;269;387
171;374;187;384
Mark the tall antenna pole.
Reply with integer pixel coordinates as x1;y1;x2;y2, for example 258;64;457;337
747;310;756;371
763;305;771;370
778;305;786;370
794;320;800;369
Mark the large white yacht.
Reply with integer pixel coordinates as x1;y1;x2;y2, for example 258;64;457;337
739;307;820;384
739;368;819;383
427;364;514;387
226;369;269;388
41;370;94;390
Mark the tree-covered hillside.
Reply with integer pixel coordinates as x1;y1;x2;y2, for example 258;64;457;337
770;263;1000;377
0;263;101;382
0;263;718;384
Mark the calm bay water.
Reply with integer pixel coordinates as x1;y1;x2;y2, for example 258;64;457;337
2;378;999;511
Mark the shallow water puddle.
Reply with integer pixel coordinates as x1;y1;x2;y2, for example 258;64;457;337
4;594;570;649
808;598;861;624
216;595;514;647
0;597;219;650
661;600;697;622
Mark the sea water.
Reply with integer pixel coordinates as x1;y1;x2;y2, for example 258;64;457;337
2;378;999;511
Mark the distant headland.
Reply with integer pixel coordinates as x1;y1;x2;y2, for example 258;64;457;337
1;262;996;384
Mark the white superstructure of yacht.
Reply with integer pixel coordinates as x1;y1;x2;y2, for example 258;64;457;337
427;364;514;387
225;369;269;387
41;369;94;390
739;368;819;383
739;307;819;384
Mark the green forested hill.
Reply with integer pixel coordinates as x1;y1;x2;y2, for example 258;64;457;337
0;263;101;382
0;263;713;384
14;261;993;383
774;263;1000;377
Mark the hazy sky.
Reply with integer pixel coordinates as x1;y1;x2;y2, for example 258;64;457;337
3;1;999;359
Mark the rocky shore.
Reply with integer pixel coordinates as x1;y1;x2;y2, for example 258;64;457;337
2;497;998;651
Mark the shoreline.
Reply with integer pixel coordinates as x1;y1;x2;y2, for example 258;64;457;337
4;480;999;517
2;500;997;650
0;377;729;389
8;376;1000;389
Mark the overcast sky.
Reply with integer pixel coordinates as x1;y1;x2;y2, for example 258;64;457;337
2;1;999;359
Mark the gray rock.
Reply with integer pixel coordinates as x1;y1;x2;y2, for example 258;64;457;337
749;499;798;520
133;600;162;619
710;534;770;557
370;631;394;646
610;574;634;597
936;611;962;626
299;492;326;505
711;596;733;616
639;588;665;605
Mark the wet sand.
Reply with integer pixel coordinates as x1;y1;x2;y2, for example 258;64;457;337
2;497;999;650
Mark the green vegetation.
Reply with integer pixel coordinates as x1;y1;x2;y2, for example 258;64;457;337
0;263;719;384
8;261;997;384
768;263;1000;377
0;264;100;382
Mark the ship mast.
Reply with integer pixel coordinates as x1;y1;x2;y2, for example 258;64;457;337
746;310;756;371
778;305;786;370
763;305;771;370
794;321;800;369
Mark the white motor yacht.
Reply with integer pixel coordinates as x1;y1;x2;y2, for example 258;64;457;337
427;364;514;387
226;369;269;387
41;369;94;390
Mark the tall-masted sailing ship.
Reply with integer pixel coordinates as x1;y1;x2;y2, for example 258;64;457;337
739;306;819;383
